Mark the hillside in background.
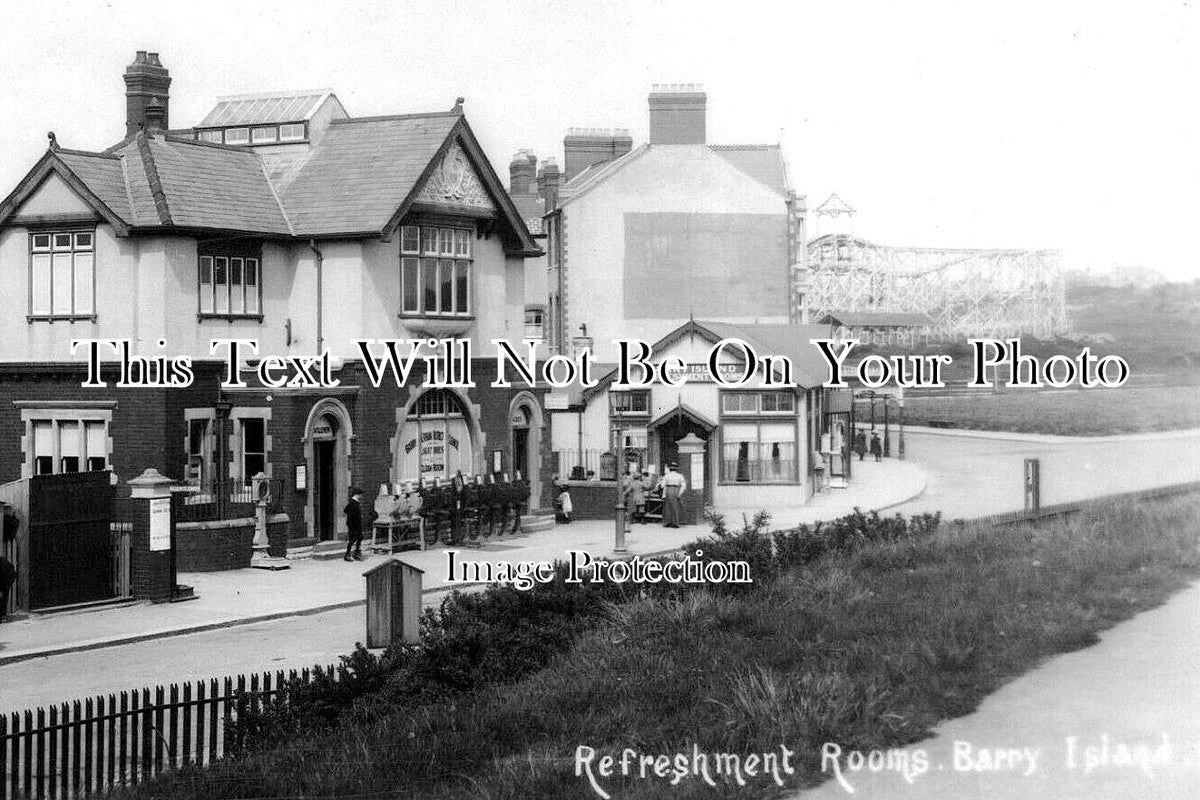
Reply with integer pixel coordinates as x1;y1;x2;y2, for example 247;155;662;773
1065;275;1200;371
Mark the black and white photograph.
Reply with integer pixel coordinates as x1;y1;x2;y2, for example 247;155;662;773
0;1;1197;797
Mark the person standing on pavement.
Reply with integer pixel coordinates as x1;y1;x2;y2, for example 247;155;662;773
869;432;883;462
854;430;867;461
0;555;15;622
344;486;365;562
661;462;686;528
629;471;646;523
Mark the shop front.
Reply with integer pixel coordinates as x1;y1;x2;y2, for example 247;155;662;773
549;320;833;515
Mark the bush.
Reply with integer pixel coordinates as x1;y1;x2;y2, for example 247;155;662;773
229;508;942;754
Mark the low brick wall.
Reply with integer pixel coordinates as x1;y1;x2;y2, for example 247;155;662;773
559;482;703;526
177;515;290;571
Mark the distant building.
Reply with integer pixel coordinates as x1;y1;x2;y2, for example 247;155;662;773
517;84;808;362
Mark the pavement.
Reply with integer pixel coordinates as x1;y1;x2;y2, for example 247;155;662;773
0;454;925;671
798;580;1200;799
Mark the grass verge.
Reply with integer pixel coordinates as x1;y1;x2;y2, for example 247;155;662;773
116;494;1200;799
900;384;1200;435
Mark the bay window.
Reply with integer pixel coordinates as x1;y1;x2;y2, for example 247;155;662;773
400;225;473;317
29;230;95;320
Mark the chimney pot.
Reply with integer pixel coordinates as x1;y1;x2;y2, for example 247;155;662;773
124;50;171;137
509;149;537;196
562;128;634;182
648;84;707;145
539;158;561;214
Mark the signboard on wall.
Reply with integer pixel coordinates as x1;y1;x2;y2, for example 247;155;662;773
149;497;171;551
660;362;747;384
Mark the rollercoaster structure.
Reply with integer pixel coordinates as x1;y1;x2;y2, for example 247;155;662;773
794;195;1069;339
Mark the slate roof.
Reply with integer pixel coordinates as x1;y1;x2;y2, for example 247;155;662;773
510;193;545;234
279;113;459;236
818;311;935;328
697;321;830;388
197;90;338;127
54;150;133;221
709;144;789;196
559;142;790;207
584;320;831;398
0;108;540;252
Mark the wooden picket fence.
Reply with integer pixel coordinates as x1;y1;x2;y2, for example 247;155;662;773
1;665;336;800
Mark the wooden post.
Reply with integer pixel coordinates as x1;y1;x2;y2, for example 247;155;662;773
1024;458;1041;517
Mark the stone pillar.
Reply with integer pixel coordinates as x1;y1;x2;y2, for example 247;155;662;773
127;468;176;603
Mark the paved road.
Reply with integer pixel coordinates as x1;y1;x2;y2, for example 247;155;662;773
0;607;366;713
893;429;1199;519
4;429;1196;720
799;580;1200;799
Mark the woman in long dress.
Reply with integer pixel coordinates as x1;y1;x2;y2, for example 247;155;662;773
661;462;686;528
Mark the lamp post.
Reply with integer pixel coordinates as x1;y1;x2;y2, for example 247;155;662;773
898;395;906;460
613;409;627;553
883;398;891;458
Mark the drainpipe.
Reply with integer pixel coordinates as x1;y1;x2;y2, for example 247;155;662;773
307;240;324;355
577;410;583;476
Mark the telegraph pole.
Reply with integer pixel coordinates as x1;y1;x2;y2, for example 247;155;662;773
614;409;627;553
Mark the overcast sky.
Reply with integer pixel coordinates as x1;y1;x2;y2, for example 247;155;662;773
1;0;1195;279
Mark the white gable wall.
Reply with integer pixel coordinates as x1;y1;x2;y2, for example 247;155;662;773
562;146;791;363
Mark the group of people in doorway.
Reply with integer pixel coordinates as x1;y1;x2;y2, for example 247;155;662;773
554;462;688;528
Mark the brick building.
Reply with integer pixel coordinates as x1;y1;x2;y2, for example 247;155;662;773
0;52;549;554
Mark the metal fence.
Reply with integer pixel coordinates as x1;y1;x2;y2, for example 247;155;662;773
1;665;336;800
171;479;284;523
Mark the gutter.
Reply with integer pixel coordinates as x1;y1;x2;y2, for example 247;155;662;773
307;239;324;355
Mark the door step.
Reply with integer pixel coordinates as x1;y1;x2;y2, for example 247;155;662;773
286;544;314;560
312;540;351;561
523;513;555;533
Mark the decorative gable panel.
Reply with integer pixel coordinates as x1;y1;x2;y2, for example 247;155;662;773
415;142;495;211
11;173;97;221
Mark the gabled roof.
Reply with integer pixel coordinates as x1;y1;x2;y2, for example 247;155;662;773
280;113;540;251
279;112;459;236
708;144;789;196
0;110;541;253
583;319;831;401
197;90;342;128
818;311;935;328
557;141;791;209
815;192;855;215
0;148;134;234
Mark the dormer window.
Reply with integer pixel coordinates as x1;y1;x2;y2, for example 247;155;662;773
279;123;305;142
194;122;308;146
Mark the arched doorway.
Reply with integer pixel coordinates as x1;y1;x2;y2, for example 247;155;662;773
508;392;544;510
396;388;475;482
304;399;354;542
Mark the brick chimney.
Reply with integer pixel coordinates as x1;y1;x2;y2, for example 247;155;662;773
562;128;633;182
648;84;706;145
509;149;537;195
538;159;560;214
124;51;171;136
